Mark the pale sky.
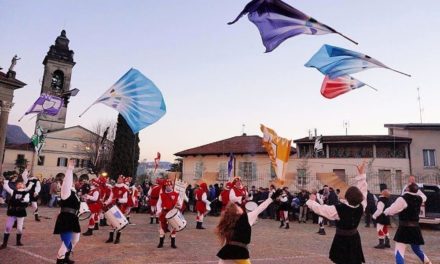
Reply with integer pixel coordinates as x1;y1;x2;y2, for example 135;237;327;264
1;1;439;162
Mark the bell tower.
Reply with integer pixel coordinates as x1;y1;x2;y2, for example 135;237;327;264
37;30;75;132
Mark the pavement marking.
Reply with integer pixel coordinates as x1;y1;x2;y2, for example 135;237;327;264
10;246;56;264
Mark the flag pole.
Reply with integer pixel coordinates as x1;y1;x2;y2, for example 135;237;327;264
388;68;411;77
336;32;358;45
78;102;95;118
365;84;378;91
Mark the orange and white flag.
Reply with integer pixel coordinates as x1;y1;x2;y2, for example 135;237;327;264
260;124;292;182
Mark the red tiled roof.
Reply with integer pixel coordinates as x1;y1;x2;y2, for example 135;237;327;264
294;135;412;144
175;135;296;157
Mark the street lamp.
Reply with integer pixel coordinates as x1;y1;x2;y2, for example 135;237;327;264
61;88;80;106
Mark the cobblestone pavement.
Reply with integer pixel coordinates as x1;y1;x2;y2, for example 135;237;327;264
0;207;439;264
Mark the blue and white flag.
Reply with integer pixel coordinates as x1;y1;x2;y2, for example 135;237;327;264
228;0;357;52
305;45;411;79
80;68;166;133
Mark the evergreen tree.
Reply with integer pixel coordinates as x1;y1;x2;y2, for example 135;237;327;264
109;114;140;181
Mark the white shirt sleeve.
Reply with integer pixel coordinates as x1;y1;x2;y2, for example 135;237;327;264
3;180;13;195
229;190;242;204
24;182;34;192
22;193;30;203
105;191;113;206
156;196;162;216
86;190;99;201
201;192;210;204
61;165;74;200
384;197;407;216
306;200;340;220
118;191;128;204
372;201;385;220
354;173;368;210
34;180;41;194
21;170;29;184
417;190;427;203
248;197;272;226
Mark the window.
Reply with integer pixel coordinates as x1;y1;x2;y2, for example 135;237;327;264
74;159;80;167
379;170;392;190
57;157;68;167
194;161;204;179
238;162;256;180
297;169;307;186
395;170;403;192
37;156;45;166
423;149;436;167
17;154;25;160
218;163;227;180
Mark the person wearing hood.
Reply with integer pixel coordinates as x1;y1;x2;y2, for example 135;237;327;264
219;182;233;211
156;179;181;248
195;182;210;229
104;175;128;244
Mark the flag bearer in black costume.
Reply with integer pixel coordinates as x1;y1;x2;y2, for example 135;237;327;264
278;188;290;229
372;188;391;249
215;187;283;263
306;161;368;264
53;160;81;264
26;172;42;221
384;183;432;264
0;168;34;249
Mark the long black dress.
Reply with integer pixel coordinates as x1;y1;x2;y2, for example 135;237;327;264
329;203;365;264
53;190;81;234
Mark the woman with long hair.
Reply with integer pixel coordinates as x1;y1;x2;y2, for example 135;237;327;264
215;188;282;263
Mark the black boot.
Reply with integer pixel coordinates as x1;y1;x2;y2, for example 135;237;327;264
0;233;10;249
196;222;205;230
279;221;284;228
105;232;114;243
157;237;164;248
82;228;93;236
13;221;17;228
155;217;159;224
285;223;290;229
384;237;391;248
102;218;108;226
171;237;177;249
65;251;75;264
150;217;154;224
114;232;121;244
99;219;105;226
16;234;23;246
317;228;326;235
127;217;131;224
94;223;99;231
374;239;386;249
35;213;41;222
56;258;64;264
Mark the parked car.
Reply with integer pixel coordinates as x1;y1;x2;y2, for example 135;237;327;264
418;183;440;227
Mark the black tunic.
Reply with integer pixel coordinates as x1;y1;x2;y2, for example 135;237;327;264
376;197;391;225
394;193;424;245
330;203;365;264
217;213;251;260
54;190;81;234
7;190;29;217
26;178;40;202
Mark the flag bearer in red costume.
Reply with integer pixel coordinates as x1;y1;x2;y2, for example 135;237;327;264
82;178;103;236
219;182;233;211
229;177;246;206
195;182;210;229
156;179;181;249
104;175;128;244
124;177;134;224
98;176;111;226
147;179;162;224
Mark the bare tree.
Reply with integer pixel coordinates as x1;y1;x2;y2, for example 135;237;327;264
81;121;116;174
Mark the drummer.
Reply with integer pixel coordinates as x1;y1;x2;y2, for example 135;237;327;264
104;175;128;244
229;177;246;207
156;179;181;249
82;178;102;236
219;182;233;211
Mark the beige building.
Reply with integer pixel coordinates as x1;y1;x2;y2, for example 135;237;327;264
175;134;296;188
3;126;110;179
176;133;415;195
386;123;440;182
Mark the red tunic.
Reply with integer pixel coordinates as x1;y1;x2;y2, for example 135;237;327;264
112;185;128;214
158;191;179;231
149;185;161;206
220;189;230;210
126;186;134;207
86;188;102;213
195;189;208;214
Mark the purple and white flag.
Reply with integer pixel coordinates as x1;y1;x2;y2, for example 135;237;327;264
22;94;63;119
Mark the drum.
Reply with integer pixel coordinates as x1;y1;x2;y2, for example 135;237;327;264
165;208;187;232
105;205;129;231
78;202;92;221
245;201;258;212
